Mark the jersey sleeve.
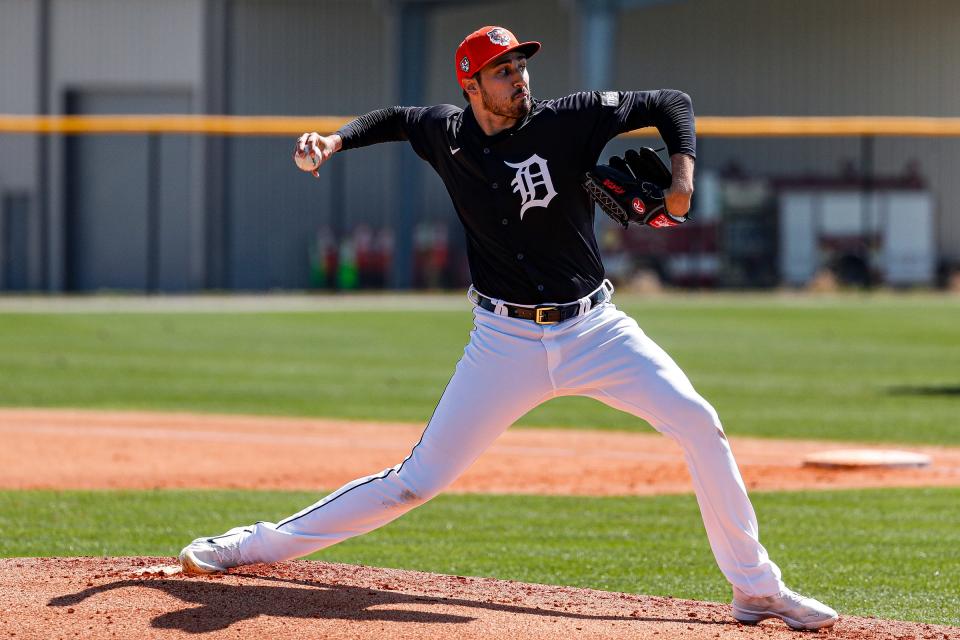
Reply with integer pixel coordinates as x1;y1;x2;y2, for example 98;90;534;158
564;90;697;167
335;105;460;163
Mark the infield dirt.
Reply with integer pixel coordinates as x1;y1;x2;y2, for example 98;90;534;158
2;408;960;494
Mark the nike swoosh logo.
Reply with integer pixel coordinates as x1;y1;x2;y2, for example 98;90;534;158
450;147;460;155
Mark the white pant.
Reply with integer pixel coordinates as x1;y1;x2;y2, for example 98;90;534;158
240;296;785;597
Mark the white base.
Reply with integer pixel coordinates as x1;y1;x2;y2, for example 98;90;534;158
802;449;931;469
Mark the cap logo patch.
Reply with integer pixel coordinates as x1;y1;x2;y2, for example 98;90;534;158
487;28;511;47
459;56;470;73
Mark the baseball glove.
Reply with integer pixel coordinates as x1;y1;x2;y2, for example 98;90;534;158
583;147;687;229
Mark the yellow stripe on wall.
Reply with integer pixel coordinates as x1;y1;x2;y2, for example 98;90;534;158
0;115;351;135
691;116;960;137
2;114;960;137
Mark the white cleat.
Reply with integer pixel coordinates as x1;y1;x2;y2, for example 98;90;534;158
178;526;253;575
732;586;839;630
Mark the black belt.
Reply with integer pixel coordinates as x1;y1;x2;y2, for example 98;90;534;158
472;282;612;325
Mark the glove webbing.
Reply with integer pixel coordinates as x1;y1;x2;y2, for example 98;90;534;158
583;179;629;227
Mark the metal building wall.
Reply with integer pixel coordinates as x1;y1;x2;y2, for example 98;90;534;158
0;1;40;176
44;0;207;291
3;0;957;291
614;0;960;262
224;0;390;289
0;0;42;289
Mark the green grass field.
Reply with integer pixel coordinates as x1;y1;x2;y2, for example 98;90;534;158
1;294;958;626
0;295;957;443
0;487;957;625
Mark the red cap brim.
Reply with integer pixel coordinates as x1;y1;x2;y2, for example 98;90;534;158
474;40;541;75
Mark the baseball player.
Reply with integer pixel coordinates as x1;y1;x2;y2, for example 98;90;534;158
180;26;838;631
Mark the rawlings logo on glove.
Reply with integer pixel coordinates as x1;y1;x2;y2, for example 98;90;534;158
583;147;688;229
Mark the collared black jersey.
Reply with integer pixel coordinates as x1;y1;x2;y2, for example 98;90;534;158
337;90;696;304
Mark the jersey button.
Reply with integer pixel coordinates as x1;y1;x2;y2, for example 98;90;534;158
492;182;499;189
516;253;524;260
501;218;508;225
483;147;490;154
537;284;545;292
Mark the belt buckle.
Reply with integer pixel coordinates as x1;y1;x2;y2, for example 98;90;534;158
534;306;558;325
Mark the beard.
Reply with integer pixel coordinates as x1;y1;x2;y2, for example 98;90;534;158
480;85;532;120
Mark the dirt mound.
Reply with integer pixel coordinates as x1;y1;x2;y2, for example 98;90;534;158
1;557;955;639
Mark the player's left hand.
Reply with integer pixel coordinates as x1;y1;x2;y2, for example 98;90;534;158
664;184;692;217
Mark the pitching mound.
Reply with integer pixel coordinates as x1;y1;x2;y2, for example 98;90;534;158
2;558;956;639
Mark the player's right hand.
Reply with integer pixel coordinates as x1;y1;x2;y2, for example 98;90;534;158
293;132;337;177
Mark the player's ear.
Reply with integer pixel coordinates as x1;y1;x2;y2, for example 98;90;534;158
461;77;480;98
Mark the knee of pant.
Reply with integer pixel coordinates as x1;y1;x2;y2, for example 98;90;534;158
665;395;723;440
391;472;446;508
394;453;458;503
406;476;447;504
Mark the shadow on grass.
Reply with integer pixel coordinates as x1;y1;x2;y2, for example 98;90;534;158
47;572;729;633
885;384;960;397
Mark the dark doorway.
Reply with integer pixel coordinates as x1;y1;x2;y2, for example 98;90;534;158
64;90;192;292
2;192;32;291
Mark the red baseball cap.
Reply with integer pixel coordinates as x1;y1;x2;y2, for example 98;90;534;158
455;26;541;85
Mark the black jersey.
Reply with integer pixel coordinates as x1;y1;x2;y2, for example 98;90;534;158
337;90;696;304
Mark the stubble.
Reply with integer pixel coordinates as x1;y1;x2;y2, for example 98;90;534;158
480;84;532;120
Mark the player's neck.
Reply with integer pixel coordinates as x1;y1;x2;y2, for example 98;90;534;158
470;102;520;137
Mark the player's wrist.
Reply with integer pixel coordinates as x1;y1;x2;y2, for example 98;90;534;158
669;153;694;188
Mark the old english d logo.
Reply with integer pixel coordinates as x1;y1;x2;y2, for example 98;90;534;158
504;154;557;219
